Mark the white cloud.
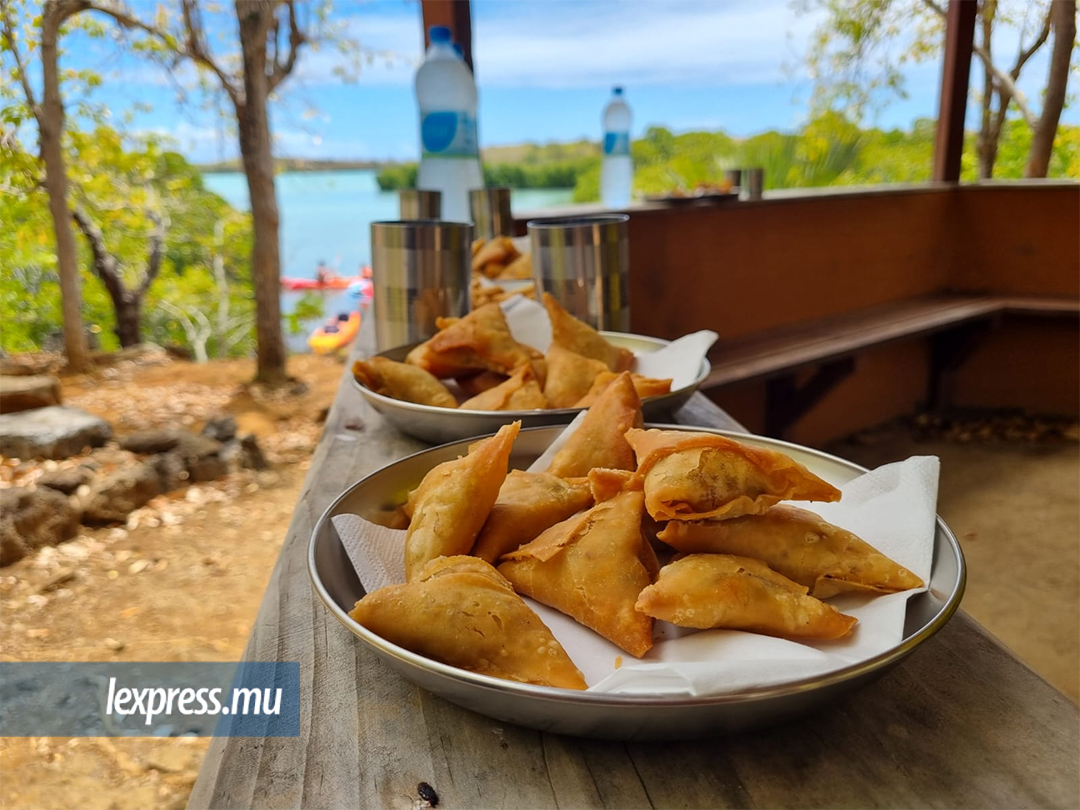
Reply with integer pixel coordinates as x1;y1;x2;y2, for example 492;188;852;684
471;0;824;89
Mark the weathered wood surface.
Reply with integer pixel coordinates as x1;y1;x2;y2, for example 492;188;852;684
189;323;1079;810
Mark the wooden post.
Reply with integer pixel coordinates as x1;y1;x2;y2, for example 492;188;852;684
932;0;978;181
420;0;473;72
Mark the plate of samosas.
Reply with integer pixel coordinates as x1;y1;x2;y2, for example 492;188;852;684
310;376;965;739
352;293;712;444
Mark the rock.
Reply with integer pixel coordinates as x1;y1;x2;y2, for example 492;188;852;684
150;451;189;493
39;466;95;495
0;375;62;413
0;357;55;376
0;488;80;566
119;430;181;455
239;434;268;470
221;434;268;472
201;416;237;443
82;463;161;525
0;406;112;460
188;453;228;483
170;432;228;482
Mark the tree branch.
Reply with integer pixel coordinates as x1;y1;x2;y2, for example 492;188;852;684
972;41;1038;127
1014;7;1052;78
81;0;242;106
0;0;40;114
71;205;127;303
267;0;305;92
139;208;166;297
921;0;946;19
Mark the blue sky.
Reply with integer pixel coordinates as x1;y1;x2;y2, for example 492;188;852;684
59;0;1069;163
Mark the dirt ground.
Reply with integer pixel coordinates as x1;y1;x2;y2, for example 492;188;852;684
1;355;1077;810
0;353;345;810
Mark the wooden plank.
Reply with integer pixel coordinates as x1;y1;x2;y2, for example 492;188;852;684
190;318;1079;810
702;294;1079;392
932;0;977;182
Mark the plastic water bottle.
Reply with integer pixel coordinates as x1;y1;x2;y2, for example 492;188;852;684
600;86;633;208
415;26;483;222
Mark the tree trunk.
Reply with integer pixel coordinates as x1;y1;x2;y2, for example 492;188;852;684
114;296;142;347
976;1;996;178
235;0;288;385
39;1;91;371
1026;0;1076;177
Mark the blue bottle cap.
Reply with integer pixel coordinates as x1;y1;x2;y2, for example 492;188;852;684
429;26;452;43
613;86;624;95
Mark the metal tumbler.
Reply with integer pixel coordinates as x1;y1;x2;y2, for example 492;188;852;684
469;187;514;240
398;189;442;220
724;168;743;194
528;215;630;332
370;220;472;351
743;168;764;201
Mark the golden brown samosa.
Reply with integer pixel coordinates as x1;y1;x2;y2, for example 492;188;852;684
404;421;520;580
573;371;673;407
542;293;634;372
546;372;643;478
405;303;537;378
459;365;548;411
473;236;519;277
586;467;641;503
350;556;586;690
498;489;655;657
635;553;857;640
543;344;609;408
625;429;842;522
455;370;509;399
471;471;594;563
499;252;532;280
352;357;457;408
658;504;923;598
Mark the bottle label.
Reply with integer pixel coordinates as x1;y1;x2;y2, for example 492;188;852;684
421;111;478;158
603;131;630;157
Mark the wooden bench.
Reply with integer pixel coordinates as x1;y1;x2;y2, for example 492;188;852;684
700;294;1080;436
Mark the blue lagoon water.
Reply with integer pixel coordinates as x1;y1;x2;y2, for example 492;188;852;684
202;169;573;350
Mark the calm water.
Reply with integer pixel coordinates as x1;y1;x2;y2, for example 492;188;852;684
202;169;573;350
203;169;573;277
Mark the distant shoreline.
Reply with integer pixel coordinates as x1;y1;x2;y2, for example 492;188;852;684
197;159;393;173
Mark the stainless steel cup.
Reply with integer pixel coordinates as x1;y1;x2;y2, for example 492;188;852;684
743;168;764;201
398;189;441;219
370;220;472;351
469;187;514;240
724;168;743;193
528;215;630;332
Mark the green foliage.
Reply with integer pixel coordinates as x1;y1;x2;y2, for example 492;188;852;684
569;113;1077;201
284;293;327;336
0;124;255;356
375;162;418;190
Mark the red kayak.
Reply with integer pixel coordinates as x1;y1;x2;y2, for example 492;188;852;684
281;275;360;291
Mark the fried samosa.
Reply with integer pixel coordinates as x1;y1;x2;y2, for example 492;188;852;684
472;471;594;563
472;236;519;277
459;364;548;411
405;303;537;378
499;252;532;280
350;556;586;690
404;421;520;580
543;344;608;409
635;554;857;640
542;293;634;373
586;467;641;503
498;490;655;657
352;357;458;409
625;429;842;522
455;369;509;399
658;504;923;598
546;372;643;478
573;371;673;407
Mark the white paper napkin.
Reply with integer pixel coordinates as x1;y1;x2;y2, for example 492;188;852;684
331;424;939;697
498;295;717;390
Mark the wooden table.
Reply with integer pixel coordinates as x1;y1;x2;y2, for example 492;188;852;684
189;329;1079;810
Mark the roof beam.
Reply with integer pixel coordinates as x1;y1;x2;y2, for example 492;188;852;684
420;0;473;72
